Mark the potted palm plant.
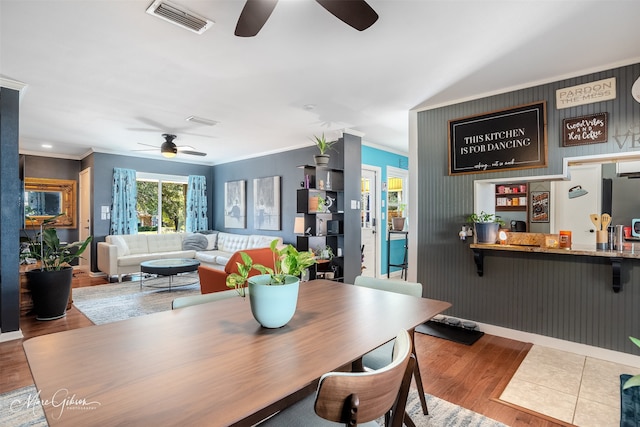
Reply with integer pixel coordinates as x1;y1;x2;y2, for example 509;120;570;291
311;133;338;167
466;211;505;244
226;239;316;328
21;215;92;320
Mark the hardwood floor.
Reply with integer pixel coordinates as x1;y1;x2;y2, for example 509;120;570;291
415;332;565;426
1;273;562;426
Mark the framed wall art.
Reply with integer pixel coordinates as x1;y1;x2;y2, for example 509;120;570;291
530;191;550;223
224;180;246;228
253;176;280;231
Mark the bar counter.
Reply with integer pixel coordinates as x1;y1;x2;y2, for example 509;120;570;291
469;241;640;292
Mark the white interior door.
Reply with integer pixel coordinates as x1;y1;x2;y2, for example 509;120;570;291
79;167;91;271
361;167;378;277
551;164;602;246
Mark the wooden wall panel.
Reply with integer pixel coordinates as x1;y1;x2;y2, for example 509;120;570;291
416;63;640;354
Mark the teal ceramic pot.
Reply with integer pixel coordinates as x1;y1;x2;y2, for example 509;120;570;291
248;274;300;328
475;222;499;244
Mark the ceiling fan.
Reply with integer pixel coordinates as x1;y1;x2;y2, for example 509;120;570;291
235;0;379;37
136;134;207;158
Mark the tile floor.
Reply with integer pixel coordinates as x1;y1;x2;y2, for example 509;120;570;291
500;345;640;426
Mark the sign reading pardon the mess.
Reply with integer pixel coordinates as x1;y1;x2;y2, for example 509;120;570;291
448;101;548;175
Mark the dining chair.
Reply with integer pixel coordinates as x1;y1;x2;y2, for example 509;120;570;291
171;288;240;309
353;275;429;417
258;329;415;427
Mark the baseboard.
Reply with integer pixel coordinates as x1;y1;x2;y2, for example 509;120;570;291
476;320;640;368
0;329;24;343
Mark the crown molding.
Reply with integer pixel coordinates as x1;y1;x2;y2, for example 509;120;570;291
0;76;28;103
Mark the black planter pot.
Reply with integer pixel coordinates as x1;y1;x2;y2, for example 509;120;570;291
26;267;73;320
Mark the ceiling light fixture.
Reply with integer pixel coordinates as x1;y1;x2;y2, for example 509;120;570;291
41;144;52;149
185;115;219;126
161;141;177;158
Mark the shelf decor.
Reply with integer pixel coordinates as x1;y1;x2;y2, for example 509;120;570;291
224;180;246;229
253;176;280;231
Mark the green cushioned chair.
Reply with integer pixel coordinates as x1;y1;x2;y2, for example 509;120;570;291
353;275;428;418
171;288;241;310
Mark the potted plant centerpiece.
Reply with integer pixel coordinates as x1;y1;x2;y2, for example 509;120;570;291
226;239;316;328
21;215;92;320
311;133;338;167
466;211;505;244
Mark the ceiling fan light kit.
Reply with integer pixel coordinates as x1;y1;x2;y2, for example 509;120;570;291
161;142;177;158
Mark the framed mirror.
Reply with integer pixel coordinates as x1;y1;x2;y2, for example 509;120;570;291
24;177;77;228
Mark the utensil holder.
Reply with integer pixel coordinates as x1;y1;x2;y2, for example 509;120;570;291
596;230;608;250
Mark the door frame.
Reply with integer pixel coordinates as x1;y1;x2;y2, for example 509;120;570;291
79;167;91;271
362;164;382;277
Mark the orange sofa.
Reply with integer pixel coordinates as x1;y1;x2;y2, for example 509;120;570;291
199;247;276;294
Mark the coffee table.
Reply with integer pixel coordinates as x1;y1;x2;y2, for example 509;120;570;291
139;258;200;291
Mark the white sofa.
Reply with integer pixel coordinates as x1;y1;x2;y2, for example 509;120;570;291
97;231;282;282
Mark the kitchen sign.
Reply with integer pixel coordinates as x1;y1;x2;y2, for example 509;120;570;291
448;101;548;175
562;113;608;147
556;77;616;109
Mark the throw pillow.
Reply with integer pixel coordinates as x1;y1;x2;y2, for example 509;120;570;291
204;232;219;250
182;234;208;251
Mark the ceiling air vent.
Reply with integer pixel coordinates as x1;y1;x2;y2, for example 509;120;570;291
146;0;214;35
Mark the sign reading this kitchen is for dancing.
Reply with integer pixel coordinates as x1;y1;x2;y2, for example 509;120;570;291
448;102;548;175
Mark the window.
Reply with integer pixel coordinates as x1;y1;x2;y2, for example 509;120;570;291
386;167;408;231
136;173;188;234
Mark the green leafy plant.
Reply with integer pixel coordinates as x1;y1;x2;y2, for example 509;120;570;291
21;215;92;271
315;245;334;260
310;133;338;155
398;203;407;217
466;211;505;226
226;239;316;296
623;336;640;389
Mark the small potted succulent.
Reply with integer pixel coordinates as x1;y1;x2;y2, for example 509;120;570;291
226;239;316;328
311;133;338;167
466;211;505;244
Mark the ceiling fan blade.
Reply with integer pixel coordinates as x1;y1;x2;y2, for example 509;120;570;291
137;143;161;149
235;0;278;37
315;0;378;31
180;150;207;157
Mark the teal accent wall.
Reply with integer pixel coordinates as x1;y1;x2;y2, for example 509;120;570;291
362;145;408;276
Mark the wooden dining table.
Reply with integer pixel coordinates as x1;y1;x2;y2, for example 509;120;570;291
23;279;451;426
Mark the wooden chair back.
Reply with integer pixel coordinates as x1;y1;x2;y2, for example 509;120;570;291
313;329;413;426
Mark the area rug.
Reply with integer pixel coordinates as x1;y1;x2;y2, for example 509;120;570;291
403;390;507;427
72;277;201;325
416;320;484;346
0;385;47;427
1;385;506;427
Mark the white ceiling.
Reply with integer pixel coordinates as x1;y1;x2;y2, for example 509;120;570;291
2;0;639;165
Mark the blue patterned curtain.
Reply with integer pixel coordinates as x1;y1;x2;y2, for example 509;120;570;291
110;168;138;235
186;175;208;232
